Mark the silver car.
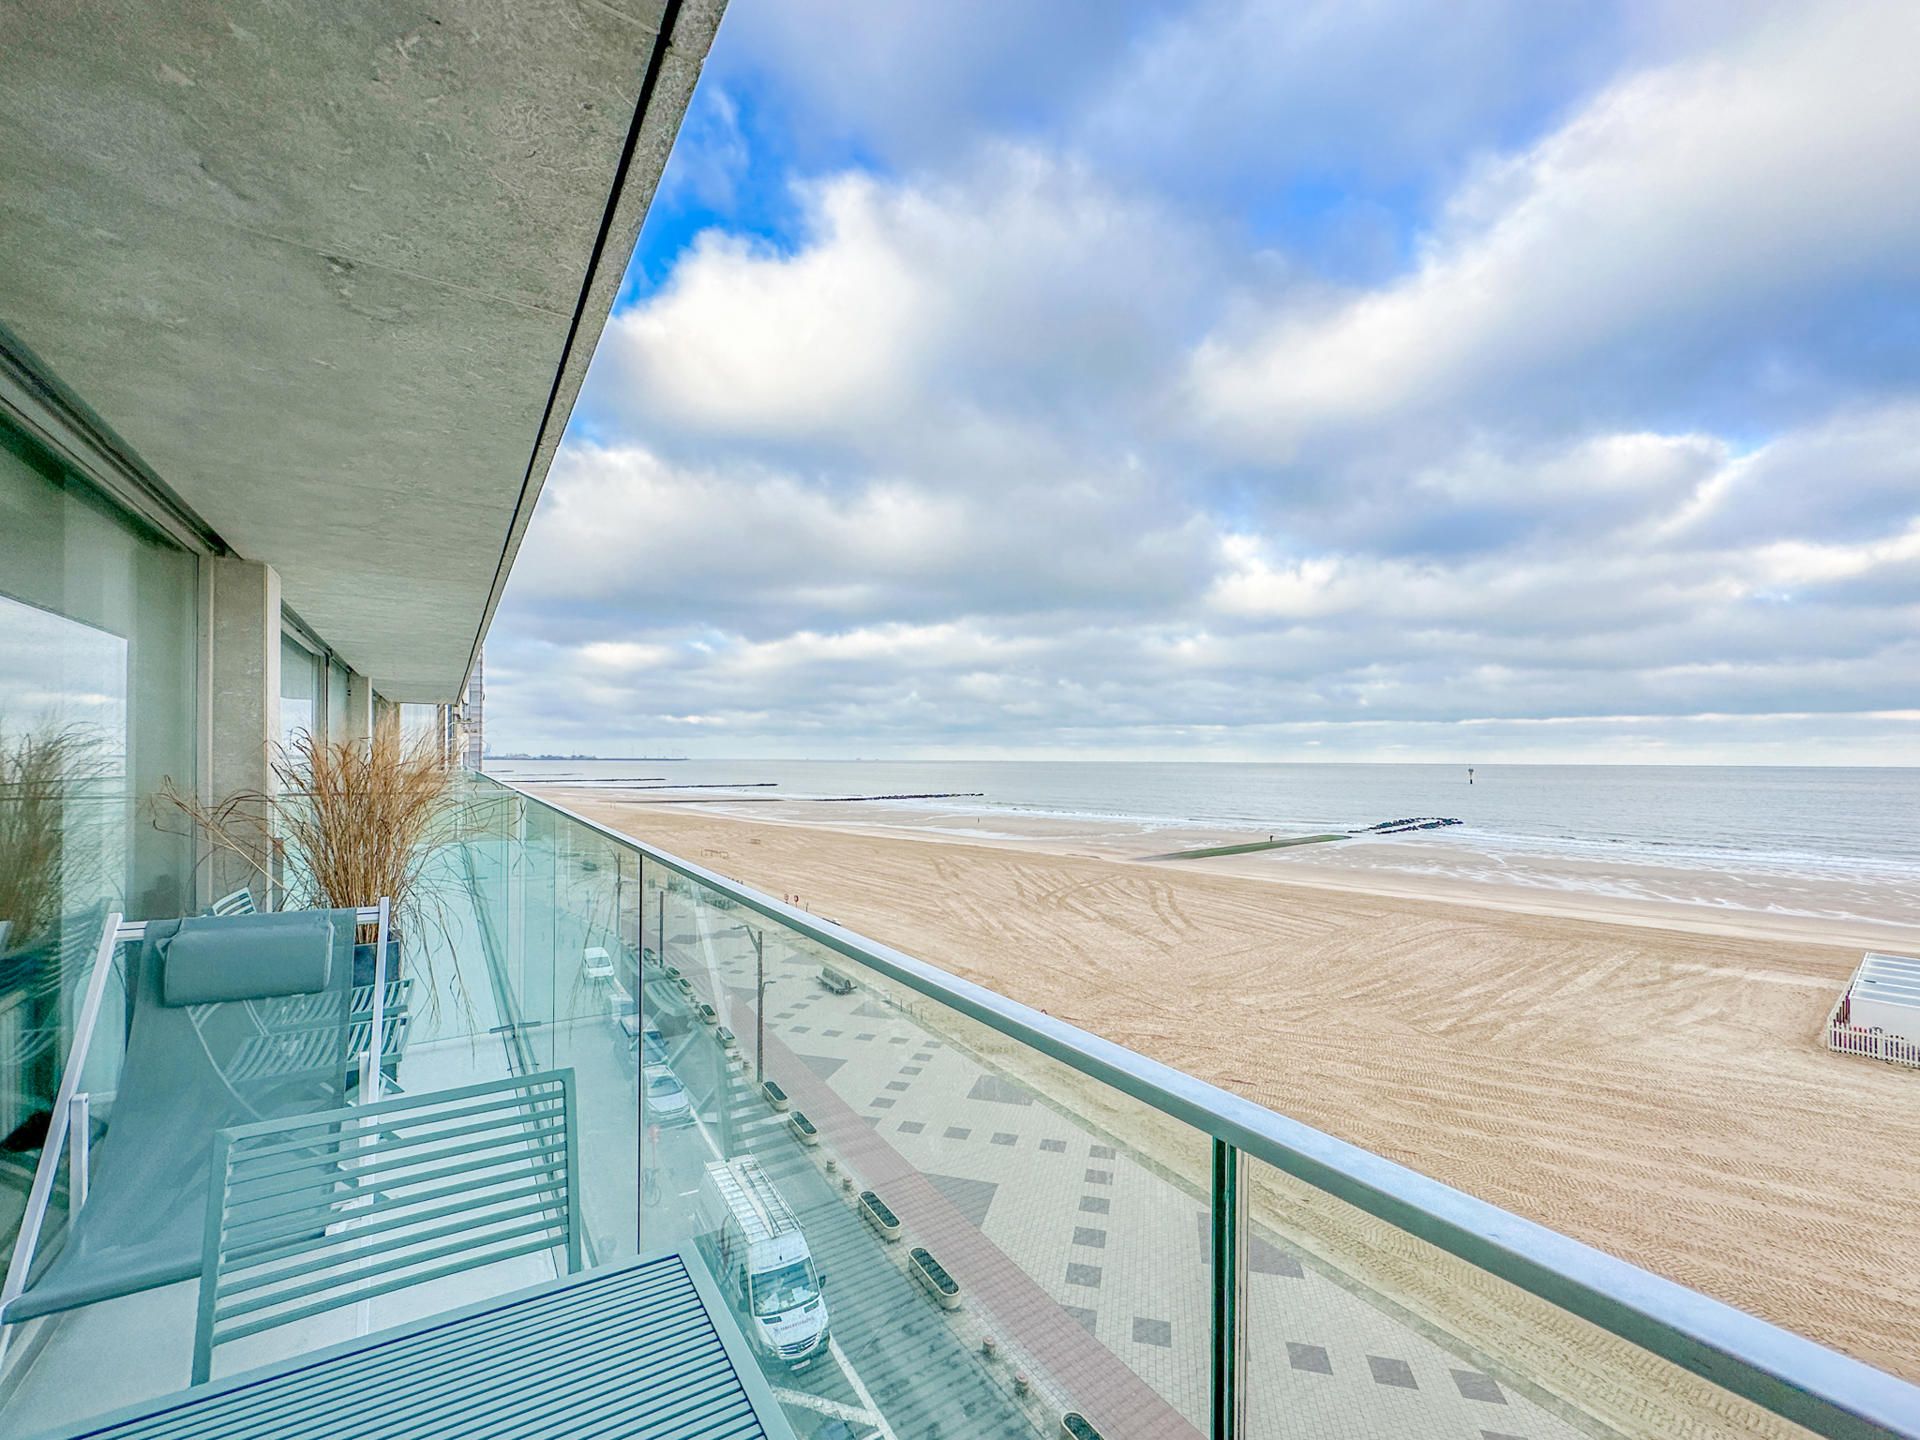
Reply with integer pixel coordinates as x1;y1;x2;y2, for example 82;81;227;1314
643;1063;694;1127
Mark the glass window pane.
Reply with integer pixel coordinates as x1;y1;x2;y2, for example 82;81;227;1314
0;410;196;1253
325;658;348;743
279;633;317;748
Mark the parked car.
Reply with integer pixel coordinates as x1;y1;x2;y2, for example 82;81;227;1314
643;1063;694;1127
618;1014;672;1066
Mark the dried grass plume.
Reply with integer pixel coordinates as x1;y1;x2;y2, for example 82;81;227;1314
159;723;471;948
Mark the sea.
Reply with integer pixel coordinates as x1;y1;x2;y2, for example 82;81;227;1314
486;759;1920;885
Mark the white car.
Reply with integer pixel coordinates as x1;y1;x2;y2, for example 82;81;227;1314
583;945;615;980
643;1063;694;1127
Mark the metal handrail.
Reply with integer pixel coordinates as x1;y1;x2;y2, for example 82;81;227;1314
486;775;1920;1439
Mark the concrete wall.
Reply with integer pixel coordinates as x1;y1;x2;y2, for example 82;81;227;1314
344;668;376;746
204;557;281;903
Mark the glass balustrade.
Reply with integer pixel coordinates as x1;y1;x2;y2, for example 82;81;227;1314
458;776;1918;1440
4;768;1915;1440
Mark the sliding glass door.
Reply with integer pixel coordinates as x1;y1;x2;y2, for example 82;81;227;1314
0;413;197;1246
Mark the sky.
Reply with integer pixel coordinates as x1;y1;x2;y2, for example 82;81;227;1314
486;1;1920;764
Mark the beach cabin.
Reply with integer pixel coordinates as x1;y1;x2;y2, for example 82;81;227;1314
1848;953;1920;1042
1829;952;1920;1068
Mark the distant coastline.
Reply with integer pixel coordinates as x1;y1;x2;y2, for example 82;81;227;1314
488;753;688;761
493;757;1920;934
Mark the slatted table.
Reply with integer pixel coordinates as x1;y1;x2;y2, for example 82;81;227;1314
35;1251;798;1440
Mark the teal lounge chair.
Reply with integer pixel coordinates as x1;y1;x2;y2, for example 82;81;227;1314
0;901;392;1347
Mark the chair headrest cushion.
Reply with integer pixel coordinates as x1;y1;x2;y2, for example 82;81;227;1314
160;910;336;1006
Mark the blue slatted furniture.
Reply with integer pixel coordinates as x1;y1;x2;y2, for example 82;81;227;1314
194;1069;582;1384
31;1250;798;1439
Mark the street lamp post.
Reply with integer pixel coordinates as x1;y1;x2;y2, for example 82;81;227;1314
750;926;767;1085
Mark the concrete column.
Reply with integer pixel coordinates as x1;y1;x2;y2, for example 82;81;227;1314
205;557;281;904
343;669;376;746
372;693;400;740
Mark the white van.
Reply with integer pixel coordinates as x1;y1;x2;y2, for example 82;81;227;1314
697;1157;829;1366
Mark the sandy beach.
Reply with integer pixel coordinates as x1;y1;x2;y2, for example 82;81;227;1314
543;785;1920;1385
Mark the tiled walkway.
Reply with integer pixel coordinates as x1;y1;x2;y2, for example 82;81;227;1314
683;911;1597;1440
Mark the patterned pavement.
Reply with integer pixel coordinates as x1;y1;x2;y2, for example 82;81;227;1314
671;906;1600;1440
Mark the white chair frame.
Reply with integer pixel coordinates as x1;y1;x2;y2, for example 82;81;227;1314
0;899;390;1364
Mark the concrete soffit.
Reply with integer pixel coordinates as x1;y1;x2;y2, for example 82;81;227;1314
462;0;729;697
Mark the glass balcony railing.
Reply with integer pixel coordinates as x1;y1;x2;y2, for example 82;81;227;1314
4;771;1917;1438
460;775;1919;1440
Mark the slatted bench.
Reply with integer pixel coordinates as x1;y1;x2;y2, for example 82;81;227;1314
32;1250;797;1440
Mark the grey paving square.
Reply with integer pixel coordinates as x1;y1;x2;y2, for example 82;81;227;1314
863;1115;880;1127
967;1075;1034;1106
1453;1371;1507;1405
1480;1433;1530;1440
797;1053;845;1080
943;1126;972;1141
1367;1356;1418;1390
913;1052;934;1063
1064;1263;1103;1289
1039;1138;1067;1153
900;1065;924;1076
1248;1235;1303;1277
855;1032;876;1042
1287;1342;1332;1375
1078;1196;1110;1215
1084;1169;1112;1185
888;1036;908;1044
926;1171;998;1227
822;1028;844;1038
856;1003;893;1019
1071;1226;1107;1249
1089;1144;1116;1160
788;1025;810;1034
990;1132;1017;1146
1062;1305;1097;1336
1132;1317;1172;1348
886;1080;910;1092
869;1097;896;1109
898;1121;926;1135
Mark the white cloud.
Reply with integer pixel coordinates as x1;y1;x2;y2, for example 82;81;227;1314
509;435;1220;632
586;148;1215;449
490;4;1920;760
1187;4;1920;453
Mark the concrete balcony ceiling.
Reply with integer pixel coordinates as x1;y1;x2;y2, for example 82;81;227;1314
0;0;722;700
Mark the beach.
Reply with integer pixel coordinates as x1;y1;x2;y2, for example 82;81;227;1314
537;782;1920;1385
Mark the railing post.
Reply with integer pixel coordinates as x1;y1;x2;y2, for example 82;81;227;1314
636;852;649;1258
1211;1138;1244;1439
68;1093;90;1209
